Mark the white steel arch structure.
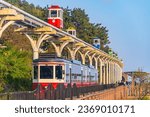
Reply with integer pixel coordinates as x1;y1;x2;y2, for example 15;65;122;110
0;0;123;84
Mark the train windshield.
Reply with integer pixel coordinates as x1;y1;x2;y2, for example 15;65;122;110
40;66;53;79
51;10;57;17
56;66;62;79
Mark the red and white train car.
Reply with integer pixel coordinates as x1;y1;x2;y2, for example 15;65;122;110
32;58;98;90
48;5;63;29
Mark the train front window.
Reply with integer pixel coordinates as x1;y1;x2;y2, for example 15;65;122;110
34;66;38;79
56;66;62;79
40;66;53;79
51;10;57;17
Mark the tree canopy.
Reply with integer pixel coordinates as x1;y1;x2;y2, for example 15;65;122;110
0;46;32;92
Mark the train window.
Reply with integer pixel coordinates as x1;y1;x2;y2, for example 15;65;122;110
34;66;38;79
51;10;57;17
68;31;73;35
40;66;53;79
56;66;62;79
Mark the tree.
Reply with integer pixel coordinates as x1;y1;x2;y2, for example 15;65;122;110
132;69;150;100
63;7;110;51
0;46;32;92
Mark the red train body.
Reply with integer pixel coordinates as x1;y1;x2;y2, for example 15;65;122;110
48;5;63;28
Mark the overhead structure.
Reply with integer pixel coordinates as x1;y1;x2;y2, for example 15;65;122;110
0;0;123;84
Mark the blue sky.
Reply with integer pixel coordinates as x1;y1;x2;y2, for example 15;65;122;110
26;0;150;72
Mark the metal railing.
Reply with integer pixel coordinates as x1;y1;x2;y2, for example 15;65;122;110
44;83;115;100
0;86;39;100
0;84;115;100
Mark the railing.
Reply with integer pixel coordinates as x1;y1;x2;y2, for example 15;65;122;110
0;84;115;100
0;85;40;100
44;84;115;100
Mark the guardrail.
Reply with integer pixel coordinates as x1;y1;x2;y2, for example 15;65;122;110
0;84;115;100
45;84;115;100
0;86;39;100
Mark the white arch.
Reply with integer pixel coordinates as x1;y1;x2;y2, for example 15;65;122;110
0;21;15;37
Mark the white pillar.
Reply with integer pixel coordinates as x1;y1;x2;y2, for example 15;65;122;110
103;63;105;84
109;62;111;84
99;61;103;85
33;50;39;60
112;63;114;83
105;62;108;84
114;64;116;83
110;62;113;84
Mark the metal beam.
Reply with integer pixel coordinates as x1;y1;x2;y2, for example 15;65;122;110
0;8;17;16
4;15;24;21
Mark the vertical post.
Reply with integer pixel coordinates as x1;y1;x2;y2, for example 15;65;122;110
108;62;111;84
69;64;72;85
103;65;105;84
89;69;91;86
99;61;102;85
110;63;112;84
33;50;39;60
81;67;83;86
69;64;72;100
106;63;108;84
112;63;114;84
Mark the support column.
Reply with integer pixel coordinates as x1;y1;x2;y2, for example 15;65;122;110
95;58;98;70
119;66;122;82
51;39;74;58
99;59;103;85
113;63;116;83
110;63;113;84
108;62;111;84
25;33;50;60
33;50;39;60
116;64;118;83
67;43;85;60
114;64;116;83
89;56;93;66
112;63;114;84
116;64;120;83
102;63;105;84
106;62;109;84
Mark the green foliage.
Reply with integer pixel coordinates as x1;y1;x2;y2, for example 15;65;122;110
63;8;110;51
142;96;150;100
0;46;32;92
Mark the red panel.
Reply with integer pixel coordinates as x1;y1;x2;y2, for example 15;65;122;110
49;5;60;9
32;82;98;90
48;19;63;29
